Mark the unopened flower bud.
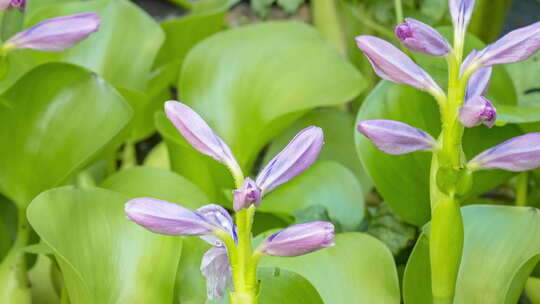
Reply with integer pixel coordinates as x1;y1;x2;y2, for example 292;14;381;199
396;18;451;56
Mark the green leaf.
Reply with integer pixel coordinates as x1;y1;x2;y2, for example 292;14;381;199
0;63;132;207
276;0;305;14
263;107;372;194
259;161;365;231
143;142;171;170
251;0;276;18
22;0;165;91
257;267;323;303
100;166;208;209
180;21;363;169
506;53;540;107
27;186;182;304
403;205;540;304
261;232;400;304
175;237;209;304
355;81;521;225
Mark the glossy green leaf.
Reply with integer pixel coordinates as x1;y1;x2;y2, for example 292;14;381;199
261;232;400;304
259;161;365;231
403;205;540;304
100;166;208;209
175;237;209;304
355;81;521;225
19;0;164;91
143;142;171;170
0;63;132;207
257;267;323;304
506;53;540;107
179;21;364;170
27;186;182;304
263;107;372;194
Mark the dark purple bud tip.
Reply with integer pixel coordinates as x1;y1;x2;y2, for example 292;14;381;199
357;119;437;155
459;96;497;128
395;18;451;56
233;177;262;212
258;221;335;257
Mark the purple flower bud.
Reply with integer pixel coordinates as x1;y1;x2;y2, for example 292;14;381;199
200;246;232;301
0;0;25;11
125;198;215;236
257;221;335;257
4;13;100;52
197;204;237;246
356;36;443;95
357;119;437;155
459;96;497;128
449;0;475;36
465;66;492;100
255;126;323;195
474;21;540;67
468;133;540;172
233;177;261;212
164;101;242;177
395;18;451;56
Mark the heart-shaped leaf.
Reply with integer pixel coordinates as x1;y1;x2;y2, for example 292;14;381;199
260;232;400;304
0;63;132;207
27;186;182;304
403;205;540;304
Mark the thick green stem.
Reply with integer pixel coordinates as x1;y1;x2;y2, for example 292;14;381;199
0;208;31;303
394;0;403;24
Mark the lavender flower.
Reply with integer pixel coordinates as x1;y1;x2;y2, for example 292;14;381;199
356;35;444;96
449;0;476;37
466;21;540;69
164;101;242;178
3;13;100;52
467;133;540;171
357;119;437;155
459;66;497;128
201;246;233;301
255;126;323;195
125;198;216;236
233;178;261;212
459;96;496;128
257;221;334;257
125;199;236;300
395;18;451;56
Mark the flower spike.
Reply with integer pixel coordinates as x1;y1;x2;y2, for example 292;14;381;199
357;119;437;155
3;13;100;52
257;221;335;257
467;133;540;172
164;101;242;179
255;126;323;195
396;18;451;56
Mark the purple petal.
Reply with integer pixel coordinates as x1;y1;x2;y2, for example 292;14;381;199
164;101;241;175
468;133;540;171
10;0;25;11
0;0;9;10
459;96;497;128
200;246;232;301
465;66;492;100
5;13;100;52
233;177;261;212
357;119;437;155
197;204;237;245
395;18;451;56
475;21;540;66
355;36;442;94
258;221;334;257
125;198;213;236
449;0;476;34
255;126;323;194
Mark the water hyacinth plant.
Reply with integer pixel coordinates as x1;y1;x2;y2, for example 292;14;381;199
126;100;333;302
356;0;540;302
0;0;540;303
